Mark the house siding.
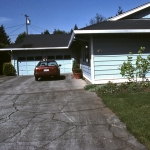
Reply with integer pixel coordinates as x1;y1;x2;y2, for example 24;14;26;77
94;54;150;80
92;34;150;84
81;64;91;79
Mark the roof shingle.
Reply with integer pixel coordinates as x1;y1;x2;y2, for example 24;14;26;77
79;20;150;30
7;34;71;48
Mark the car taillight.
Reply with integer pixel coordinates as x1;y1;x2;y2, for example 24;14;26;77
35;67;40;72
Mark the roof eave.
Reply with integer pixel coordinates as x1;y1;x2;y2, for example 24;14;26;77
108;3;150;21
68;32;75;47
0;47;68;51
74;29;150;34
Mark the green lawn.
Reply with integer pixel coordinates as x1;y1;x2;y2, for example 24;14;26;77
96;92;150;149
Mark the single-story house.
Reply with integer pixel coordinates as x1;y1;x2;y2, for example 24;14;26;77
1;2;150;84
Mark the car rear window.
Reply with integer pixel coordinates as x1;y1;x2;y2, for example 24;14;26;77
37;61;58;66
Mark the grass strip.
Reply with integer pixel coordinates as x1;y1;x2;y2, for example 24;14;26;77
97;92;150;149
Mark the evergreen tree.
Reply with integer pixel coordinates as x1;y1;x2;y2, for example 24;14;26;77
41;30;50;34
0;25;11;48
116;6;123;15
15;32;26;43
53;29;68;34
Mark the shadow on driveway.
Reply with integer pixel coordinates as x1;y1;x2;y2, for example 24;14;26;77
38;75;66;81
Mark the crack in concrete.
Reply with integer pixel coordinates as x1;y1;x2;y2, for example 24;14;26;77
7;95;20;120
0;112;39;143
1;94;52;138
39;126;76;150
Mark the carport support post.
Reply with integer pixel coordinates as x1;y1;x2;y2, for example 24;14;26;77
90;35;95;84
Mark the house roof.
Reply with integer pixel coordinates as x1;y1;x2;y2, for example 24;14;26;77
68;19;150;47
79;19;150;30
3;34;71;50
108;2;150;21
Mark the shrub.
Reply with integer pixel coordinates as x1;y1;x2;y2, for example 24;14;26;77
72;60;82;73
119;47;150;82
84;84;97;90
3;62;16;76
84;81;150;94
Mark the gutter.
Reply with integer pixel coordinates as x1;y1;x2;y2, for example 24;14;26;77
73;29;150;34
0;47;68;51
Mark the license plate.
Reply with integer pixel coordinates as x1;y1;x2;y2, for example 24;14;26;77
44;69;49;72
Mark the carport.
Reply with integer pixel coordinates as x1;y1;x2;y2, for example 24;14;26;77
0;34;74;75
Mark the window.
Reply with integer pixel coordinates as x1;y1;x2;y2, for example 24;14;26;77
83;42;90;63
56;55;63;59
35;56;42;60
37;61;57;66
48;61;57;66
48;56;55;59
27;56;34;60
18;57;26;61
64;55;71;59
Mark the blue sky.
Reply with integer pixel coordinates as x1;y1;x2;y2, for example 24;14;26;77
0;0;150;42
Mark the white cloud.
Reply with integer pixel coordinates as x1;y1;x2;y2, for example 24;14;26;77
0;17;11;23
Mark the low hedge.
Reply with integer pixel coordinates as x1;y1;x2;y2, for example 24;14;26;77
3;62;16;76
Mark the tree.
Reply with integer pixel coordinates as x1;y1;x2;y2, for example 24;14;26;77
53;29;68;34
41;30;50;34
119;47;150;82
0;25;11;48
70;24;78;34
74;24;78;30
89;13;106;25
116;6;123;16
15;32;26;43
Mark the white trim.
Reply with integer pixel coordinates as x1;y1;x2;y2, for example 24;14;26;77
84;77;150;84
108;2;150;21
74;29;150;34
0;47;68;51
90;35;95;83
83;74;93;83
68;32;75;47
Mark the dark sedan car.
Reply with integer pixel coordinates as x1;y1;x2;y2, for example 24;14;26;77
34;60;61;81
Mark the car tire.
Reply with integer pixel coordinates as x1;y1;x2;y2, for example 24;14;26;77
35;76;38;81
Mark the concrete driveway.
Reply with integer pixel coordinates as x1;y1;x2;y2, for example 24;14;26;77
0;74;147;150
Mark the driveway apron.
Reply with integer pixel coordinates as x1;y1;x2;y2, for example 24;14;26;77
0;74;147;150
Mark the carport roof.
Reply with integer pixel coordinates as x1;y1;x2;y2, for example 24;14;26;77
3;34;71;50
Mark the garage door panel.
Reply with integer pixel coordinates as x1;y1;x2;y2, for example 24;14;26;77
64;69;72;73
63;60;71;63
18;59;72;75
18;62;26;65
27;71;34;75
19;71;28;76
26;61;36;65
64;64;72;68
27;66;35;70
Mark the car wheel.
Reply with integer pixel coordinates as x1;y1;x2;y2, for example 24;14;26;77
35;76;38;81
